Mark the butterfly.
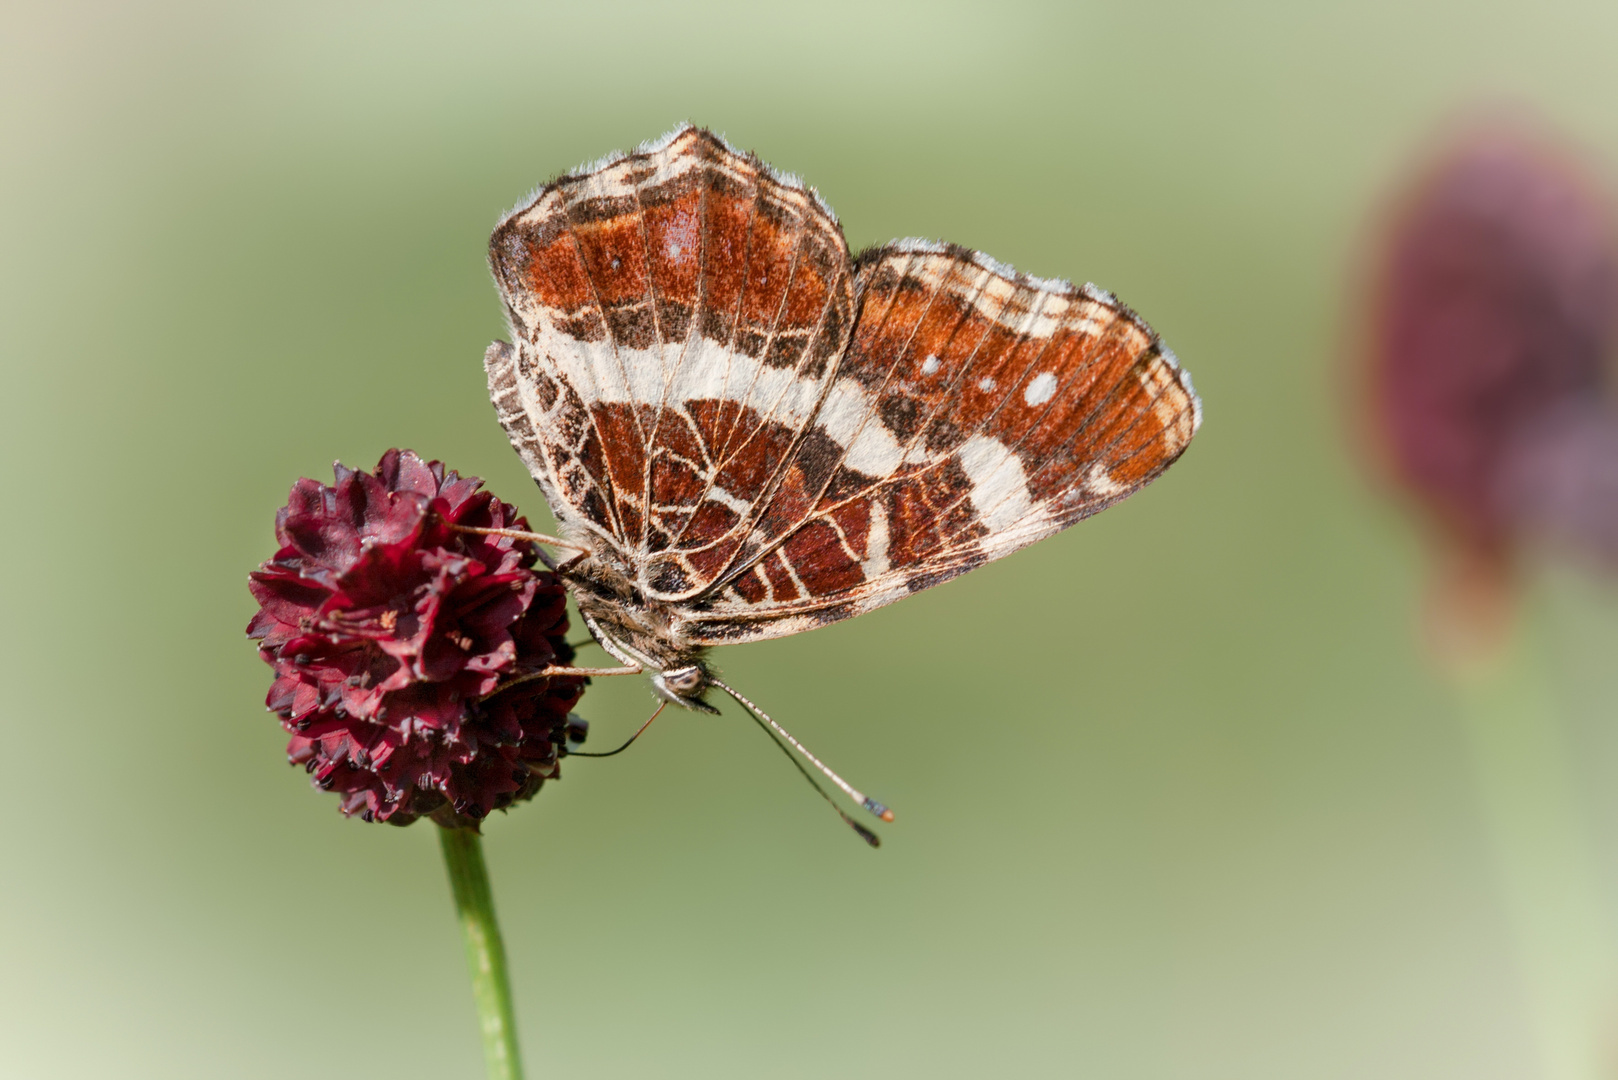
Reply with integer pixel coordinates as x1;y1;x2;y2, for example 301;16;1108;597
479;125;1200;842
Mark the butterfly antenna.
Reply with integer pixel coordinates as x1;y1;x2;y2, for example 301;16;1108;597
709;678;894;847
568;701;667;758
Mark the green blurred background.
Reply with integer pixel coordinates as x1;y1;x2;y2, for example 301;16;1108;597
5;2;1618;1077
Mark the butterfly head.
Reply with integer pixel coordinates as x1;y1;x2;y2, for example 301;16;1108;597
651;663;721;714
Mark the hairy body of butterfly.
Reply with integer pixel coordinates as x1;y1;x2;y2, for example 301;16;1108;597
484;125;1201;721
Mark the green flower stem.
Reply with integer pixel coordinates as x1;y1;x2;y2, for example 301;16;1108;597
439;826;525;1080
1450;625;1617;1080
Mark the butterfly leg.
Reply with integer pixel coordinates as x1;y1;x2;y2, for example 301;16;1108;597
477;662;643;703
450;524;591;553
567;701;668;758
533;664;643;677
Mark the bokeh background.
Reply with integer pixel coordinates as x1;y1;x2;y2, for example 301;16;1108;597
5;2;1618;1077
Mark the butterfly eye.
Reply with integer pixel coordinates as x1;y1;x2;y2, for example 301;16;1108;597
662;666;703;694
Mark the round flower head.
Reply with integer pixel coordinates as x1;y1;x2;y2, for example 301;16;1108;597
247;450;586;827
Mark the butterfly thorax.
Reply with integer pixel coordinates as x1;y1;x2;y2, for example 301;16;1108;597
559;551;718;713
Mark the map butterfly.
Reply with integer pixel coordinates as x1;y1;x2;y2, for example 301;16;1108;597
480;125;1201;842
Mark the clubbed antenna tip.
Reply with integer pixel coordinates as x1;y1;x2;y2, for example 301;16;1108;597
862;798;896;823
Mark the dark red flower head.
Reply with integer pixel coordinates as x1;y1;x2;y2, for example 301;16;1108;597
247;449;586;827
1368;125;1618;559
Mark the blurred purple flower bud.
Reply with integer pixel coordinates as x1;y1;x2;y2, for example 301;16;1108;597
1369;125;1618;560
1362;121;1618;663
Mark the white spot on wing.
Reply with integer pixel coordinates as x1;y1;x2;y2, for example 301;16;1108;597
957;435;1047;536
819;376;939;474
920;355;940;376
1081;465;1128;499
862;497;891;578
707;487;751;516
1024;372;1058;406
978;376;996;392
